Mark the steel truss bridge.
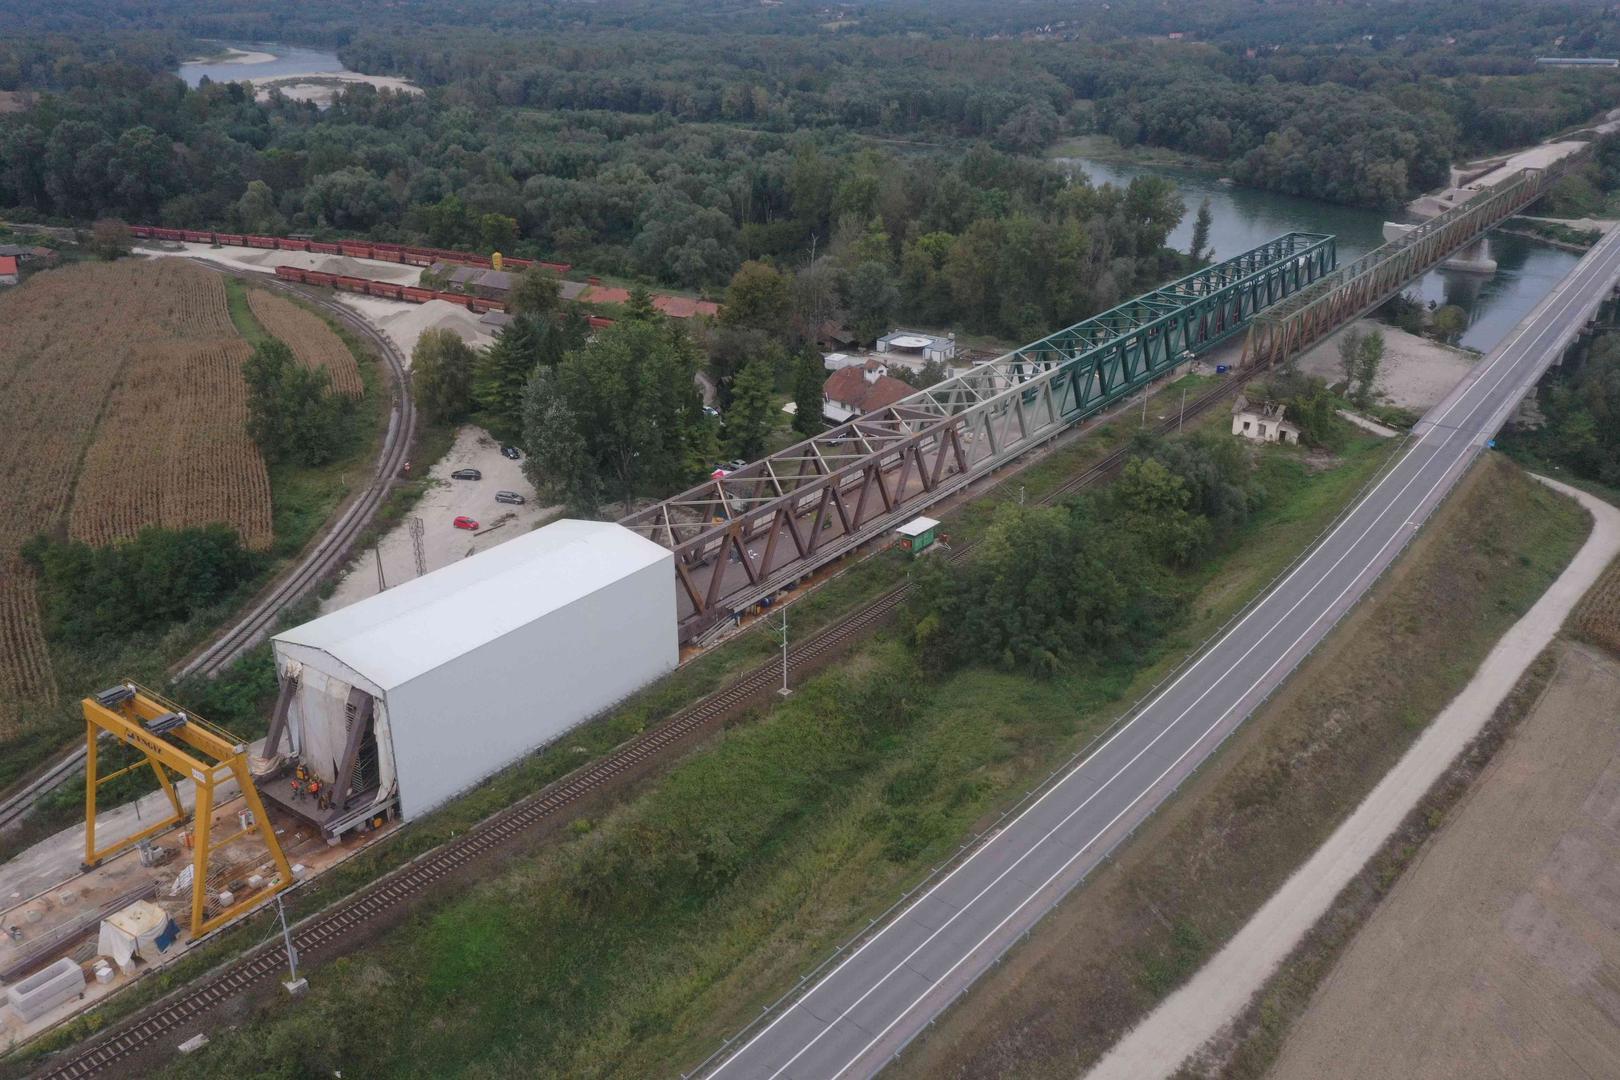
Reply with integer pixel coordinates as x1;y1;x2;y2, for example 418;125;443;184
1244;163;1570;367
620;232;1336;642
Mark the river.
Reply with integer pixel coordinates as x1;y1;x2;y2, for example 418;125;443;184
178;44;348;88
1058;157;1581;354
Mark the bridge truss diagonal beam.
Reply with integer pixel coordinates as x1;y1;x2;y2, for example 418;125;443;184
622;231;1337;642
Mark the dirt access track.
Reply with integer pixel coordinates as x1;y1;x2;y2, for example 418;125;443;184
1271;639;1620;1080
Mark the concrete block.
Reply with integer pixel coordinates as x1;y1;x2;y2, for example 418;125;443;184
178;1033;209;1054
5;958;84;1022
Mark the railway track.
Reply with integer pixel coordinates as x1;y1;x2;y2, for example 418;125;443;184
26;371;1242;1079
0;273;415;834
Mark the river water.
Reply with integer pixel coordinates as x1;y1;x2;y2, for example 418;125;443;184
178;44;348;88
1058;157;1580;354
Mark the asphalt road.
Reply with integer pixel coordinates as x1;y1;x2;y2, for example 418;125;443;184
701;223;1620;1080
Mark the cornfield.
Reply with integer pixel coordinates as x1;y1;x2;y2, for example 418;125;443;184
0;260;272;716
1574;554;1620;657
247;289;364;397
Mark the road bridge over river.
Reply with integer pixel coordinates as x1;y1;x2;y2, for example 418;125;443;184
693;174;1620;1080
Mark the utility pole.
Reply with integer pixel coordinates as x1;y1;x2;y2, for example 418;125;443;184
277;895;306;996
1141;389;1148;425
776;608;792;697
1179;387;1188;432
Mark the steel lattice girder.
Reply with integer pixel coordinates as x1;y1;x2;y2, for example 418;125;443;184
621;232;1336;639
1242;160;1578;369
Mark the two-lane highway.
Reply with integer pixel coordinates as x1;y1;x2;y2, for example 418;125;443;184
702;223;1620;1080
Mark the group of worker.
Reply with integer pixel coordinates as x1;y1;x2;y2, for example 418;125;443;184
289;764;333;811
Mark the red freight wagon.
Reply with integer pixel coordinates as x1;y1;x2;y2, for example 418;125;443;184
400;250;434;267
368;281;404;300
130;225;154;239
215;233;245;246
275;265;305;282
370;247;402;263
248;235;277;249
308;242;341;255
402;287;435;303
182;230;213;243
433;291;472;309
153;228;186;242
304;271;337;287
334;275;369;292
588;316;615;329
539;261;572;273
276;238;309;252
338;242;373;259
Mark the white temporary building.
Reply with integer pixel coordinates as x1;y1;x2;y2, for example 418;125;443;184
270;520;678;823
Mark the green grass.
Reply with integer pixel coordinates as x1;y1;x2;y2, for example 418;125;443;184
141;430;1405;1080
888;455;1592;1078
0;370;1233;1069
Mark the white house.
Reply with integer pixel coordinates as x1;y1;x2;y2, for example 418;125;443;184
876;329;956;365
1231;395;1300;444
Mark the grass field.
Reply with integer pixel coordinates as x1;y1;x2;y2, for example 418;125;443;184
892;455;1590;1079
149;424;1414;1080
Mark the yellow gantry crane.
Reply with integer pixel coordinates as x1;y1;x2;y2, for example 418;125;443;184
83;682;293;938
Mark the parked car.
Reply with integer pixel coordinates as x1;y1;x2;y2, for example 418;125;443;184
451;468;482;480
453;515;480;530
725;459;748;471
495;490;526;505
500;445;522;460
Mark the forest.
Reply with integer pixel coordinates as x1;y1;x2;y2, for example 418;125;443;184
4;0;1620;318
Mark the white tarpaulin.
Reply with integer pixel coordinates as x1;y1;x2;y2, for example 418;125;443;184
97;900;170;967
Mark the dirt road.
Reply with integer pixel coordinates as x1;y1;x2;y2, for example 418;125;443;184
1270;640;1620;1080
1083;476;1620;1080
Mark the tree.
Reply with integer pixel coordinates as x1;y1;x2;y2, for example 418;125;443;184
480;213;519;252
23;526;261;647
1110;457;1209;565
726;354;776;461
625;285;660;322
845;260;897;345
411;329;477;423
242;340;349;466
522;319;706;514
1352;328;1385;407
1189;197;1213;264
791;349;826;437
90;218;130;260
1337;326;1368;390
1432;305;1467;344
235;180;283;234
473;313;586;436
721;261;792;338
507;267;561;318
522;366;601;514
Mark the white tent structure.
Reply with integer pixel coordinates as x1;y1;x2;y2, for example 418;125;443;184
268;520;677;825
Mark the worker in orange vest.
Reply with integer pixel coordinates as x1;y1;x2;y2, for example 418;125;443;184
307;777;322;808
290;775;305;802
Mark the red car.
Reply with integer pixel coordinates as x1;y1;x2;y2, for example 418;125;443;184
453;515;480;531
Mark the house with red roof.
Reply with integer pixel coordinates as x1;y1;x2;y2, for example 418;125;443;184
822;359;915;424
0;256;18;286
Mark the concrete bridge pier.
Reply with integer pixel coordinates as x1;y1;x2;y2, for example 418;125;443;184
1382;222;1497;274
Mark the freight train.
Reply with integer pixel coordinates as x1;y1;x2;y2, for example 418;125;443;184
129;225;615;328
125;226;572;274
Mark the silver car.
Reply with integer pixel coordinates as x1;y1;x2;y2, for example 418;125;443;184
495;490;526;505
